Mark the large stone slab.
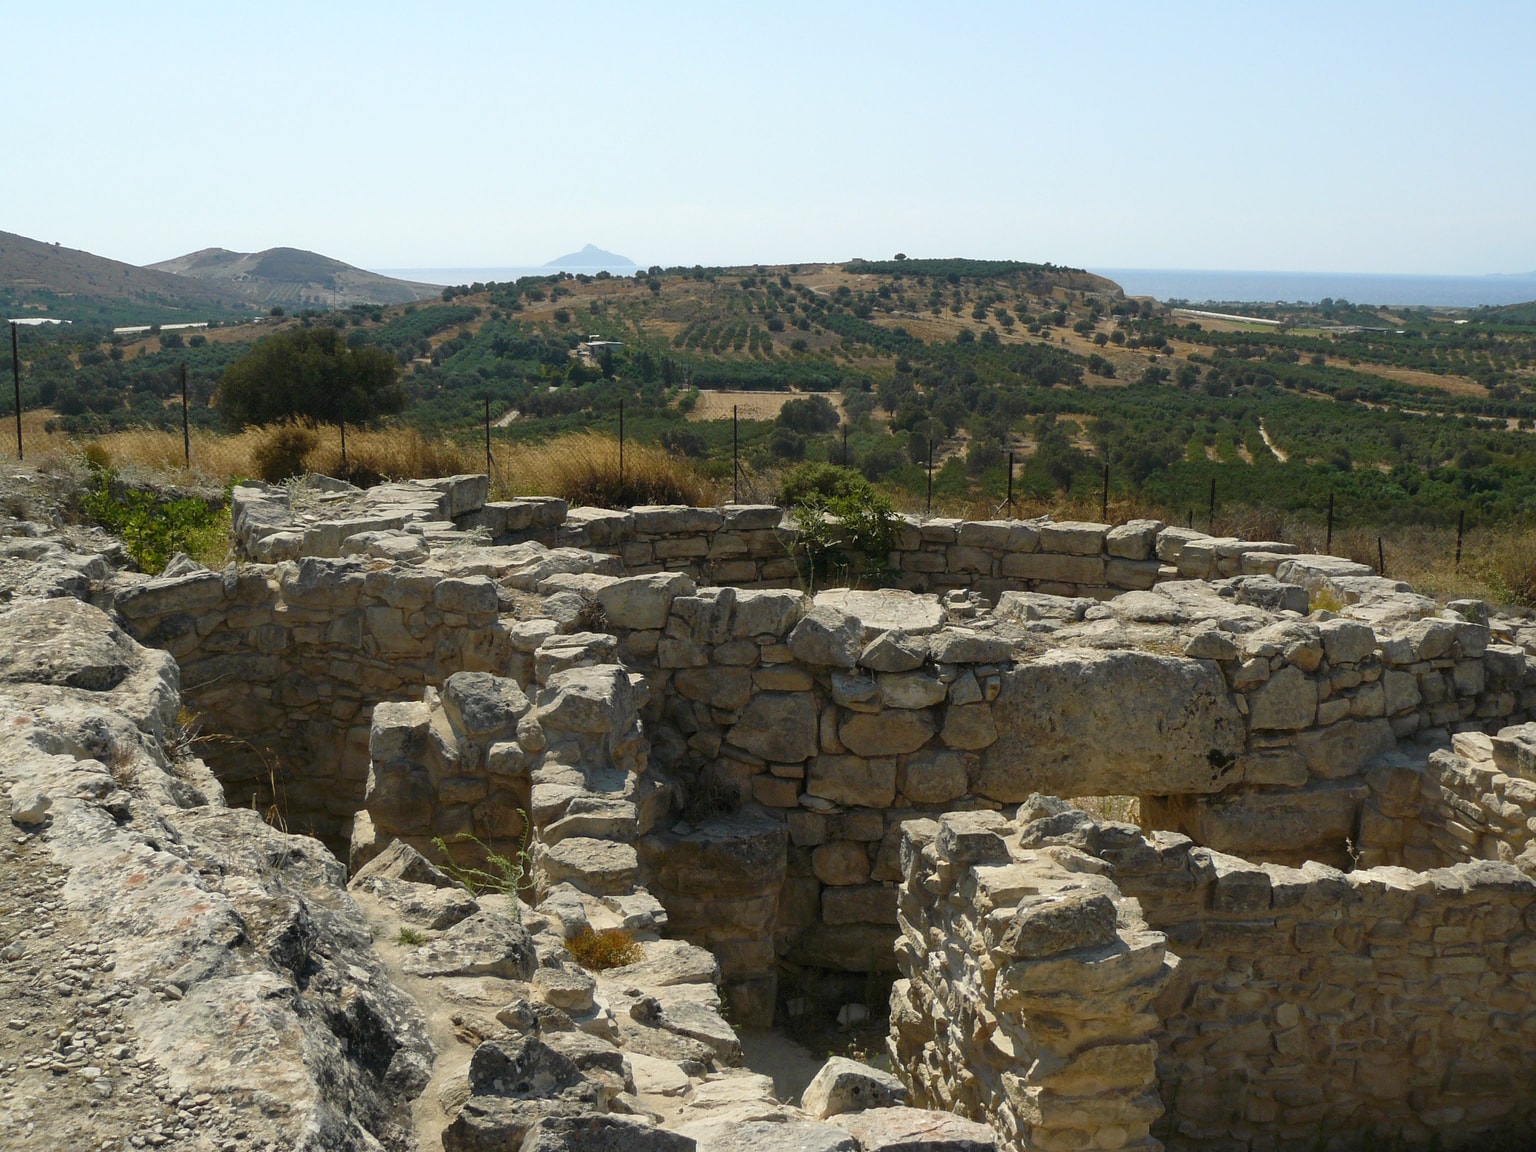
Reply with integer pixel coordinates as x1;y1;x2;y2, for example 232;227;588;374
975;649;1243;800
815;589;946;640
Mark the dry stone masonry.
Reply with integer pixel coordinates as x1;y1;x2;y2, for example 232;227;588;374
10;468;1536;1151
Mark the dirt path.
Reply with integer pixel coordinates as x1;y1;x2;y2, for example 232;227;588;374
1258;419;1289;462
0;831;221;1151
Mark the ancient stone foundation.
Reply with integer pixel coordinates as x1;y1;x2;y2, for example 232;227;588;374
890;802;1536;1150
69;472;1536;1149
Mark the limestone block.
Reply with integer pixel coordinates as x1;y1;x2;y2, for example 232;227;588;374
673;666;752;711
840;710;935;758
731;692;818;763
535;632;620;683
931;632;1014;668
1038;520;1108;556
1294;718;1395;780
1001;551;1105;585
878;671;947;710
998;890;1120;959
400;911;536;979
898;749;969;804
753;775;801;807
940;703;998;751
977;650;1243;800
1320;619;1377;666
595;571;696;630
815;588;946;641
537;837;638;896
433;576;499;615
819;674;872;716
723;504;783;531
813;841;872;886
1105;558;1162;590
441;671;531;745
808;755;898;808
947;546;995;575
369;700;433;762
802;1059;907;1121
1382;669;1422;714
727;589;804;638
835;1109;996;1152
535;666;636;734
755;666;814;692
630;505;725;535
1106;519;1164;561
859;630;930;673
1248;665;1318;730
821;884;897;925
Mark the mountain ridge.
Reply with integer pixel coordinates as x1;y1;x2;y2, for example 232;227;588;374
147;245;441;308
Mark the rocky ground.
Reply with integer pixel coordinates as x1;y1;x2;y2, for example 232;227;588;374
0;469;1001;1151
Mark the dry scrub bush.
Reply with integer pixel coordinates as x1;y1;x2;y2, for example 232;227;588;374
252;425;320;482
564;926;644;971
490;432;717;507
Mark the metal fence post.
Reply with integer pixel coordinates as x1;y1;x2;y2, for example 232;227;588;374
618;399;625;487
926;439;934;515
484;395;492;478
9;322;20;461
732;405;739;504
1455;509;1464;570
1101;463;1109;522
1326;492;1335;553
180;362;190;468
1207;477;1216;530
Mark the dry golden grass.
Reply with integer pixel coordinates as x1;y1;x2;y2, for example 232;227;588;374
8;410;1531;609
5;411;719;508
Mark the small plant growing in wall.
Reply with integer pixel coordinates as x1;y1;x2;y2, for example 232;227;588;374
432;826;533;914
396;927;427;947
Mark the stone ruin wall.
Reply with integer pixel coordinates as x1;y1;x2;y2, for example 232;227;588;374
889;805;1536;1151
112;544;1536;939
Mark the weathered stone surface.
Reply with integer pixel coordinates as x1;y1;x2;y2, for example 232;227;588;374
998;891;1119;958
522;1113;697;1152
732;692;819;763
858;630;930;673
0;597;138;691
401;910;537;979
809;756;898;808
801;1057;907;1119
1038;520;1108;555
812;841;872;886
597;572;697;631
442;671;531;743
840;711;935;758
536;666;635;734
1248;664;1318;730
1105;519;1163;561
538;838;639;896
789;605;863;668
677;1118;857;1152
816;589;946;639
898;749;969;804
878;672;947;710
9;787;52;825
977;649;1243;799
835;1108;998;1152
940;704;998;751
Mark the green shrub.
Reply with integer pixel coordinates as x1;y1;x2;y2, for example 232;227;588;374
79;466;227;574
782;464;901;589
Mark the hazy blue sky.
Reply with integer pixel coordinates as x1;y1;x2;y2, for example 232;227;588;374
4;1;1532;275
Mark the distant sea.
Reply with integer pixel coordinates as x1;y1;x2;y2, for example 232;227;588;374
1092;269;1536;308
376;265;638;286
